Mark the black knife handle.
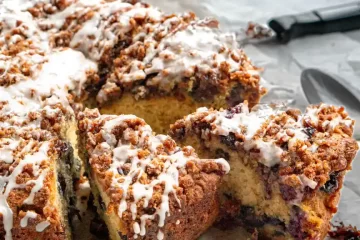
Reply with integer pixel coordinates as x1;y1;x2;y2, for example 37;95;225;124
268;2;360;43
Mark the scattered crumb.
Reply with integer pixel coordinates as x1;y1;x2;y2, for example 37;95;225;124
329;222;360;239
245;22;273;40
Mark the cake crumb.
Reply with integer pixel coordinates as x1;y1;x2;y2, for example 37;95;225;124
329;222;360;239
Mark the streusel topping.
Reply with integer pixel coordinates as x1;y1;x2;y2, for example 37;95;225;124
171;102;358;203
78;109;229;239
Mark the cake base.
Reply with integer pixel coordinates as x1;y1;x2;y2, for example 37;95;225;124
99;93;229;134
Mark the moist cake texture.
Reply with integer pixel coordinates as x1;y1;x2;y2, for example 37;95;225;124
170;101;358;240
78;108;230;240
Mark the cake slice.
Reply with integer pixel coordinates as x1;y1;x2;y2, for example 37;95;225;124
0;26;98;237
77;108;230;240
170;101;358;240
0;130;74;239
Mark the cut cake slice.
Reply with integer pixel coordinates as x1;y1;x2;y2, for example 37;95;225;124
170;101;358;240
78;108;230;240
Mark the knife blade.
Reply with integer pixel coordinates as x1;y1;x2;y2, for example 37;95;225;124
238;1;360;45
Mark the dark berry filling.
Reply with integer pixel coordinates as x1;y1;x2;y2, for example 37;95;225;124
238;206;286;230
90;216;109;239
215;148;230;161
288;206;308;240
302;127;315;138
220;132;236;149
226;84;244;107
280;184;298;202
321;171;340;193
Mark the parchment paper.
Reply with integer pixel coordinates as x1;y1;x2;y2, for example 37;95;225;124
146;0;360;237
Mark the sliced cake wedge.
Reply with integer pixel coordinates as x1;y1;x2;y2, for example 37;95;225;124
77;108;230;240
0;130;73;240
170;101;358;240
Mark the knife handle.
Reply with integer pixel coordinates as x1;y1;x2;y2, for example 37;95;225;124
268;2;360;43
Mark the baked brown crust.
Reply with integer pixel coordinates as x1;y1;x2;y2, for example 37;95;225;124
78;108;229;240
170;102;358;239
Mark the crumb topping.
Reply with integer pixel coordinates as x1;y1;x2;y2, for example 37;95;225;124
329;222;360;239
171;101;358;204
0;137;58;239
0;48;97;130
98;16;263;104
78;109;229;239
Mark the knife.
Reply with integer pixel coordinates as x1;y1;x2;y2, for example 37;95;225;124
238;1;360;45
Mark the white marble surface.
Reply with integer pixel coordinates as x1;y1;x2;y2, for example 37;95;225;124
147;0;360;235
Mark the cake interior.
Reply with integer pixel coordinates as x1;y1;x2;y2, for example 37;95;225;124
177;135;352;239
76;123;126;240
176;134;344;240
55;143;75;240
89;174;126;240
57;118;92;239
98;93;229;135
177;135;295;239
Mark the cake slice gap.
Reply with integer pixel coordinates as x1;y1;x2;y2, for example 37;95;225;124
170;101;358;240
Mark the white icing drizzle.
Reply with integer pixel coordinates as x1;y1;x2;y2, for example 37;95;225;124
102;12;191;88
304;104;353;131
299;174;317;190
0;142;50;240
101;115;138;146
145;23;241;90
308;143;318;153
35;220;50;232
190;102;354;169
157;230;164;240
254;140;283;167
88;114;229;239
20;211;38;228
0;139;19;164
0;48;97;129
214;158;230;174
0;0;234;238
37;1;164;61
209;103;272;139
0;8;50;52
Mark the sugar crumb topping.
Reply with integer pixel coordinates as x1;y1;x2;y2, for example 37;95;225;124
79;109;229;239
172;101;357;203
0;139;53;239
